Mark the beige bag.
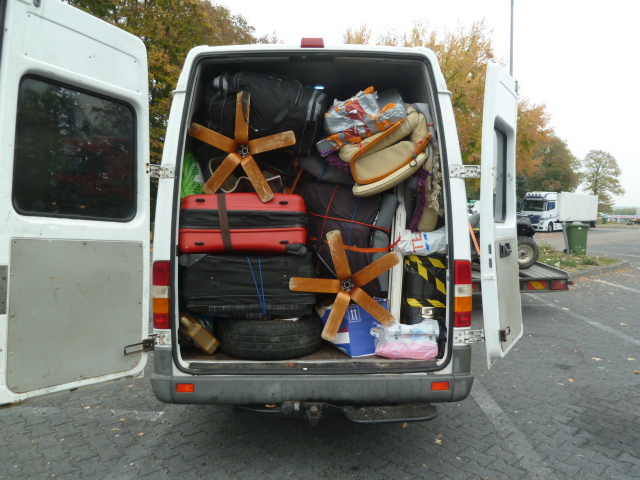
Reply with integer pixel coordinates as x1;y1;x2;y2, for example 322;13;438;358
338;105;432;186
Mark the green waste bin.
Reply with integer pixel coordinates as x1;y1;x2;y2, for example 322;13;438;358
564;222;589;255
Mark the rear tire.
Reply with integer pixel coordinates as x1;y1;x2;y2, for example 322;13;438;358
216;315;323;360
517;236;540;269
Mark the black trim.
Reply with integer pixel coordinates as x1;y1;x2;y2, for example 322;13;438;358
423;58;456;373
179;209;308;230
0;0;7;68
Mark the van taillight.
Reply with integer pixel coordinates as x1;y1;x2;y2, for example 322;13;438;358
454;260;472;328
153;261;171;329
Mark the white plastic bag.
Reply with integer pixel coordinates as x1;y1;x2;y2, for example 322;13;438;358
397;226;447;256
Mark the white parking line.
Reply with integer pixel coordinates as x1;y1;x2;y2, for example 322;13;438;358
471;380;554;478
591;279;640;294
0;405;172;421
529;294;640;346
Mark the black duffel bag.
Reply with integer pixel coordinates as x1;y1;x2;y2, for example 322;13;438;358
203;71;327;157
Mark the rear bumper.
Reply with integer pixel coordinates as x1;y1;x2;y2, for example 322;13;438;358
151;371;474;405
150;346;474;406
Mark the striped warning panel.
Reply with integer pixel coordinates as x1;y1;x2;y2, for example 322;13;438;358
403;254;448;323
406;297;446;309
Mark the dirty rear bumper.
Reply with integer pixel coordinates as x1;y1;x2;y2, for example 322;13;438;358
150;346;474;406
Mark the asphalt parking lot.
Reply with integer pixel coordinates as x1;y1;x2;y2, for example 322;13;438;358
1;226;638;479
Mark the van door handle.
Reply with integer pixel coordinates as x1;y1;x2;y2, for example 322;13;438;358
499;242;512;258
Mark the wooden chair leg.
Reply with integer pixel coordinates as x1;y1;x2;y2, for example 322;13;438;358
203;153;242;194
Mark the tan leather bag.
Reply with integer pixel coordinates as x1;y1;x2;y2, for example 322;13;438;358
338;105;432;186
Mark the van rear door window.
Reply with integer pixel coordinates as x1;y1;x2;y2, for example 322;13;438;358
12;76;136;221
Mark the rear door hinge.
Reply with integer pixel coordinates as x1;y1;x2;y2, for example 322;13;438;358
453;329;485;344
148;163;175;179
449;165;480;179
124;334;158;356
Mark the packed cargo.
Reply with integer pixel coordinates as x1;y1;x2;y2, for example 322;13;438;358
1;0;524;424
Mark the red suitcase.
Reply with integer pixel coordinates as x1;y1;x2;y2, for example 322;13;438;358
179;193;308;254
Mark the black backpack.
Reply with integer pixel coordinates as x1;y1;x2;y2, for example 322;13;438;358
203;71;327;157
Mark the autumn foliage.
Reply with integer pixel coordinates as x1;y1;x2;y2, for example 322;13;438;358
343;21;576;199
66;0;274;165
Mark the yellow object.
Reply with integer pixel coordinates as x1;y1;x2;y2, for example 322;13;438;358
179;313;220;355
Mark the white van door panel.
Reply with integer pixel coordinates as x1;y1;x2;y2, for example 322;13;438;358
479;62;523;368
0;0;149;404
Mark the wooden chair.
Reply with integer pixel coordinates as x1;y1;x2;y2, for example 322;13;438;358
290;230;400;341
189;91;296;203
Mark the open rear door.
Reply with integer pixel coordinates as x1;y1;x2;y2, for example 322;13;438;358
479;62;523;368
0;1;150;403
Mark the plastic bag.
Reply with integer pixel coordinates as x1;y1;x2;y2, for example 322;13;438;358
316;87;407;156
180;151;205;198
397;226;447;256
372;319;440;360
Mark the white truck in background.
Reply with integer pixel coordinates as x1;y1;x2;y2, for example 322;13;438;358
521;192;598;231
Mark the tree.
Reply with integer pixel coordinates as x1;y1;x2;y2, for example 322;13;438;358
66;0;273;165
341;20;563;199
526;134;579;192
578;150;624;213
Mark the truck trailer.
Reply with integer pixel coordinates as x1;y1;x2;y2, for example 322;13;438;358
521;191;599;231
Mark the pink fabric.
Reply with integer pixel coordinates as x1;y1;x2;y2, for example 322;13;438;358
376;340;438;360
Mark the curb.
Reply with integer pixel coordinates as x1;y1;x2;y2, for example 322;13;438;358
567;261;630;281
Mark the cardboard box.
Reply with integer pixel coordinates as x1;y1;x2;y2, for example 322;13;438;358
320;300;387;357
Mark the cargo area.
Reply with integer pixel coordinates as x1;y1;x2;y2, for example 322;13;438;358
169;49;452;374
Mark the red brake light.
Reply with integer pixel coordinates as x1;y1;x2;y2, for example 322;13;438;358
551;280;568;290
454;260;473;328
153;261;170;286
301;38;324;48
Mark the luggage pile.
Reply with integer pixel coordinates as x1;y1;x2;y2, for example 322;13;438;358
177;72;447;360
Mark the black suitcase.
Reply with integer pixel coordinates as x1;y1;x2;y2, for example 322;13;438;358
180;253;318;319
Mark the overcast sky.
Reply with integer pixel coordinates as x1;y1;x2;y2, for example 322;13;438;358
225;0;639;207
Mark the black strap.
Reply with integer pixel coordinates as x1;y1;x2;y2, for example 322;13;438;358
217;193;234;253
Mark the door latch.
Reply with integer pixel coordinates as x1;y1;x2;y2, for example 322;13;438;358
499;327;511;343
124;334;158;355
499;242;512;258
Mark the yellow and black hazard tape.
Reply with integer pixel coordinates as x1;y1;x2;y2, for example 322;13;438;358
406;297;446;309
404;254;447;297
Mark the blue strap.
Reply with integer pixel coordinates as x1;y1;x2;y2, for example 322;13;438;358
247;257;268;319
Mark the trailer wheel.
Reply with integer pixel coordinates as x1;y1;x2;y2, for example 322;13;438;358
517;236;540;269
215;315;323;360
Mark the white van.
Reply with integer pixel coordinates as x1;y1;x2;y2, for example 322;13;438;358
0;0;522;424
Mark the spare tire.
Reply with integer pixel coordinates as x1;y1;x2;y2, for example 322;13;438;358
215;314;323;360
517;236;540;269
